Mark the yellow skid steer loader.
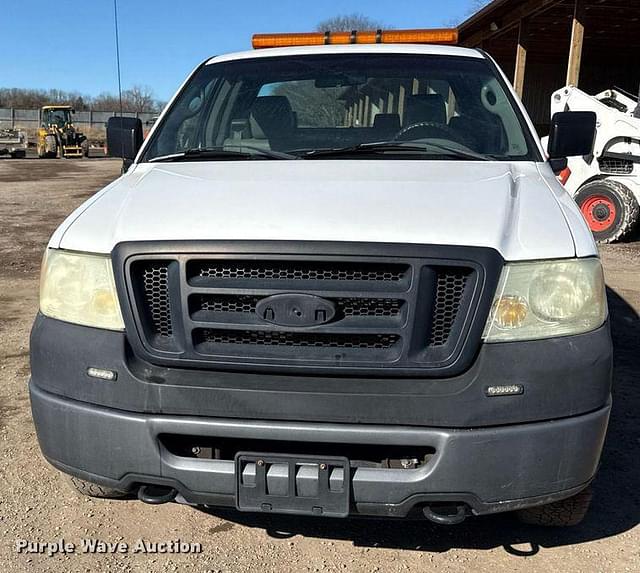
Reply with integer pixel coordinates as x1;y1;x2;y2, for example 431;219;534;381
37;105;89;159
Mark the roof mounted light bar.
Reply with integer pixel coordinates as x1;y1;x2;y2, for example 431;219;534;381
252;28;459;50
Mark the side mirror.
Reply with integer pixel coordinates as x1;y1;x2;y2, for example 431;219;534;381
547;111;596;159
106;117;143;162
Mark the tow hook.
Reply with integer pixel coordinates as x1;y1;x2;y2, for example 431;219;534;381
422;504;468;525
137;484;178;505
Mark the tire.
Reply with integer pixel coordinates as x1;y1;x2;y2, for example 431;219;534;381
575;179;640;243
68;476;129;499
516;487;593;527
44;134;58;159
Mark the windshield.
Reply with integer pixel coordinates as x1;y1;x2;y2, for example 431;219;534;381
44;109;71;127
142;53;537;162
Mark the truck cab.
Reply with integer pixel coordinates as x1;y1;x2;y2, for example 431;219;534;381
30;31;611;526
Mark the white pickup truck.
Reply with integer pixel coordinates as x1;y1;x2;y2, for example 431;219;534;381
30;31;611;527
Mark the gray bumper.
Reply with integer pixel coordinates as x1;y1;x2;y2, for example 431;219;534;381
30;381;610;517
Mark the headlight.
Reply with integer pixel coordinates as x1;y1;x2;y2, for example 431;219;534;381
39;249;124;330
483;258;606;342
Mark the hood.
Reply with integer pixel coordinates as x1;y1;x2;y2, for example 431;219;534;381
55;160;577;260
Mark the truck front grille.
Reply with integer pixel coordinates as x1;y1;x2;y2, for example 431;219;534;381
120;243;499;377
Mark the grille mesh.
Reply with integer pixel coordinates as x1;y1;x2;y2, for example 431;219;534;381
199;295;260;313
141;263;173;337
192;261;408;282
599;157;634;175
337;298;402;317
429;269;470;347
198;330;400;349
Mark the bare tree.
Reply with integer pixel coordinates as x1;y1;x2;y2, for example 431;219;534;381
0;86;162;112
0;88;90;110
124;85;156;112
316;13;385;32
85;86;161;112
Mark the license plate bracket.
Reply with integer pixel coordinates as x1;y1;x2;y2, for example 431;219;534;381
235;453;350;517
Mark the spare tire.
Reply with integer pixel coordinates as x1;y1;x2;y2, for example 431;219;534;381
575;179;639;243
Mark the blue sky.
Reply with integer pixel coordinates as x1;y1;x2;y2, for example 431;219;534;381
1;0;476;101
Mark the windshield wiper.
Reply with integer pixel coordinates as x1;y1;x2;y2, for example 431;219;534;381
149;145;298;163
297;141;493;161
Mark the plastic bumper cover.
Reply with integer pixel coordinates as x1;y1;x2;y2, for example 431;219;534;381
30;381;610;517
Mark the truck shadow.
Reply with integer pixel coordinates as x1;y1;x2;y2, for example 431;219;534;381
200;286;639;554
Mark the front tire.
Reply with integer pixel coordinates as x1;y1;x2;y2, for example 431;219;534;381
516;487;593;527
44;135;58;159
68;476;128;499
575;179;639;243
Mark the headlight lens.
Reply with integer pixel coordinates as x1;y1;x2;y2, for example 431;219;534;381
39;249;124;330
483;258;606;342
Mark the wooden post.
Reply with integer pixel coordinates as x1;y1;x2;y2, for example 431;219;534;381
397;85;406;124
566;0;585;86
447;87;456;121
357;98;364;126
387;91;395;113
364;95;370;126
513;19;529;98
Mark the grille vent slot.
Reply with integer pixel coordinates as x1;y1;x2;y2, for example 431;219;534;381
197;330;400;349
192;294;403;318
190;260;409;282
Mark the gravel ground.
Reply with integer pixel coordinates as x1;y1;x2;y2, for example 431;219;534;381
0;157;638;572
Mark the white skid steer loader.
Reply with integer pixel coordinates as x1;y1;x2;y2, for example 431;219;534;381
544;86;640;242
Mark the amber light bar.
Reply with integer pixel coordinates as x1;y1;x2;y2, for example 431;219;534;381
252;28;459;49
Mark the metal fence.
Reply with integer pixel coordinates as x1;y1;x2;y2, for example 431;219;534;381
0;108;157;141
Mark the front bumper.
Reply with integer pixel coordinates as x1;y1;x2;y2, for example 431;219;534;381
30;381;610;517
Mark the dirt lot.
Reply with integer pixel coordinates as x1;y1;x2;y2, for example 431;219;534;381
0;157;638;572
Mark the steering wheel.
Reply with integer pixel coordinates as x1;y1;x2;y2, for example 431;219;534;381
393;121;474;148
